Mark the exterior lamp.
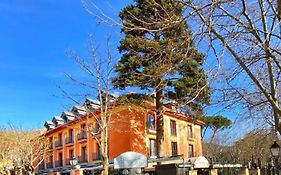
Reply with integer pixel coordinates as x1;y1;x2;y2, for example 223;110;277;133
270;141;280;175
69;156;78;166
69;156;78;175
271;141;280;157
122;169;129;175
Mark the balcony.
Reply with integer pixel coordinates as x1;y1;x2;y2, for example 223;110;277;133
78;155;88;163
65;137;74;145
77;132;87;141
92;152;101;161
46;162;53;169
55;160;63;167
55;140;63;148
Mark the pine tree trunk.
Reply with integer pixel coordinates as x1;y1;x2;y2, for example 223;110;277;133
209;128;217;144
156;85;164;159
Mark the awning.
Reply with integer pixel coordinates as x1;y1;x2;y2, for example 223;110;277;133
114;151;147;169
186;156;210;169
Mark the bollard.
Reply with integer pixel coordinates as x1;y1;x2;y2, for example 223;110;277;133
188;170;198;175
257;168;261;175
249;169;261;175
210;169;218;175
241;168;249;175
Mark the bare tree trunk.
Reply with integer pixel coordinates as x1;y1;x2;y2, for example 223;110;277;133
67;36;114;175
278;0;281;22
100;119;109;175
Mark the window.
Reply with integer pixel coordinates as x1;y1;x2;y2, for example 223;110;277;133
171;142;178;156
78;124;87;140
189;144;194;157
49;137;53;149
187;125;193;138
47;155;53;168
69;149;74;158
66;129;74;144
69;129;74;142
58;152;62;161
57;152;63;167
149;139;156;157
56;133;63;147
170;120;177;136
58;133;62;142
82;146;87;157
81;124;87;133
79;146;87;163
147;114;156;131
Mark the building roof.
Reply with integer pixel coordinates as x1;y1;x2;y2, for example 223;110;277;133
84;98;100;105
44;121;55;130
72;105;87;111
44;121;54;126
43;95;204;132
71;105;87;116
51;116;65;127
60;111;76;122
52;116;64;122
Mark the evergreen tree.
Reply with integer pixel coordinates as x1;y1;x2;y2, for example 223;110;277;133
201;115;232;143
113;0;210;157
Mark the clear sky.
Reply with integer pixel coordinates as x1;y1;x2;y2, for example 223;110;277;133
0;1;253;141
0;0;130;129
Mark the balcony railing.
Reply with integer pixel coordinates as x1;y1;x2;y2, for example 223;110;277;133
55;160;63;167
77;132;87;141
92;152;101;161
46;162;53;169
38;161;45;170
55;140;63;148
65;137;74;145
78;155;88;163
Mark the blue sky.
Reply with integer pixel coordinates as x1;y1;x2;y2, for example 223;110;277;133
0;0;252;141
0;0;130;129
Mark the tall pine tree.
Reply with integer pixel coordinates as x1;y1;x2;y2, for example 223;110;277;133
113;0;210;157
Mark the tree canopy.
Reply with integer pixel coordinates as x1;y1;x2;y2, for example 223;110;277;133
201;115;232;143
114;0;209;108
113;0;210;157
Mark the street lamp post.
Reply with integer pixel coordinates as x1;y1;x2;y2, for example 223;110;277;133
270;141;280;175
69;156;78;175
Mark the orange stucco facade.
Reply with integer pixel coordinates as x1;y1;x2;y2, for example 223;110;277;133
36;99;204;174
